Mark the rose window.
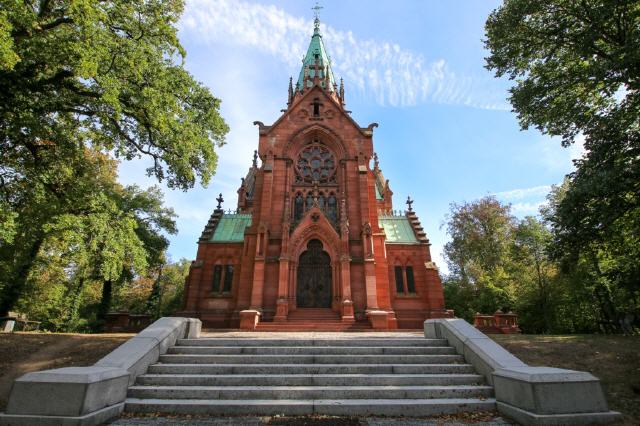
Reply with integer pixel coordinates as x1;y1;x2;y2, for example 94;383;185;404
295;144;336;183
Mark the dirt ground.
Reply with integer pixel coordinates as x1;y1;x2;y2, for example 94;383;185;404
491;334;640;426
0;332;132;411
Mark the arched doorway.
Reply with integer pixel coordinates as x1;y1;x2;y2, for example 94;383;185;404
296;239;332;308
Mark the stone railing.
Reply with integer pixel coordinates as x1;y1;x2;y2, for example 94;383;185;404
473;310;521;334
425;318;621;425
0;317;201;426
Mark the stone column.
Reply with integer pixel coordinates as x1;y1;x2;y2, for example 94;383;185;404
362;222;379;310
274;255;290;322
340;254;354;322
241;226;267;330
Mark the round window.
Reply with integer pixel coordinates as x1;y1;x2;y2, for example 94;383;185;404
295;142;336;184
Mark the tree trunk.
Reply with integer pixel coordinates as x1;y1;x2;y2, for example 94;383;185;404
589;250;620;333
65;276;86;331
96;279;113;331
0;236;44;317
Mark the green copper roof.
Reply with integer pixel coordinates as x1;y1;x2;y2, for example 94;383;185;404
379;214;419;244
210;213;252;242
296;19;336;92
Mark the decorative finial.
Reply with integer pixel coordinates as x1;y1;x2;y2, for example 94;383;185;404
406;196;414;212
216;193;224;210
252;150;258;168
312;2;323;30
288;77;293;106
373;152;379;170
339;77;345;104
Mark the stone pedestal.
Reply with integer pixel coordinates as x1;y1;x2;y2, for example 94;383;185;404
273;299;289;322
341;299;355;322
239;310;261;330
1;319;15;332
367;310;389;330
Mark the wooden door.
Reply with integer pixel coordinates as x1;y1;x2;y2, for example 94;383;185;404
296;239;332;308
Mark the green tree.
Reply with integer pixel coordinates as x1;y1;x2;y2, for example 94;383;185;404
143;257;190;319
542;179;639;333
0;0;228;316
485;0;640;333
510;216;557;333
442;197;517;318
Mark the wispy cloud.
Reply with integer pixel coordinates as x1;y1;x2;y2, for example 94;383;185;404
492;184;553;217
510;201;547;215
493;185;551;201
180;0;509;109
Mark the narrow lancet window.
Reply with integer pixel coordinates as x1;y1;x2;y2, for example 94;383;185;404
406;266;416;293
212;265;222;292
223;265;234;292
394;266;404;294
294;193;304;221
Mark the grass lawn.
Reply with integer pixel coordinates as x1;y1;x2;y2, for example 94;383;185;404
491;334;640;426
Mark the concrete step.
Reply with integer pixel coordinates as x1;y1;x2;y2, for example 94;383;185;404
124;398;497;416
136;373;485;387
166;346;457;355
127;385;494;400
158;354;464;364
175;338;448;347
147;363;477;375
254;326;373;331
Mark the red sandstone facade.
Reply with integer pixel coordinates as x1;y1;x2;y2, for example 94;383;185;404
180;18;451;330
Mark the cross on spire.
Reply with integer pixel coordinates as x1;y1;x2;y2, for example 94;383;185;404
312;2;323;21
406;196;414;212
216;193;224;210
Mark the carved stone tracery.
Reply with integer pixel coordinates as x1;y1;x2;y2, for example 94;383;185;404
295;141;337;184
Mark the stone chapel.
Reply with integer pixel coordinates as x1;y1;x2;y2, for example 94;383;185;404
179;15;451;330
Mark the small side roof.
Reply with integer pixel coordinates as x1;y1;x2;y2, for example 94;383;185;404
379;214;419;244
210;213;252;242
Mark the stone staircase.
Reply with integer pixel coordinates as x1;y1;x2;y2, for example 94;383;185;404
255;308;372;331
124;336;496;416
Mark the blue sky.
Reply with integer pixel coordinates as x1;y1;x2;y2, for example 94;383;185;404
118;0;583;272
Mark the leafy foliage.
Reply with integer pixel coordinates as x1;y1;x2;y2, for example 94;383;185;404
484;0;640;333
443;194;638;334
0;0;228;189
0;0;227;320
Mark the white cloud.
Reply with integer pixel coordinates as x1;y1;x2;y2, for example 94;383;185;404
180;0;509;109
510;201;546;216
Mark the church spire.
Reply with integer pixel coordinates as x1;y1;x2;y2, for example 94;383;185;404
296;2;336;94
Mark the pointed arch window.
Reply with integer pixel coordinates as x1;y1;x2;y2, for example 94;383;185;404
318;193;325;210
406;266;416;293
394;264;417;295
212;263;235;295
394;266;404;294
327;194;337;223
294;193;304;221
